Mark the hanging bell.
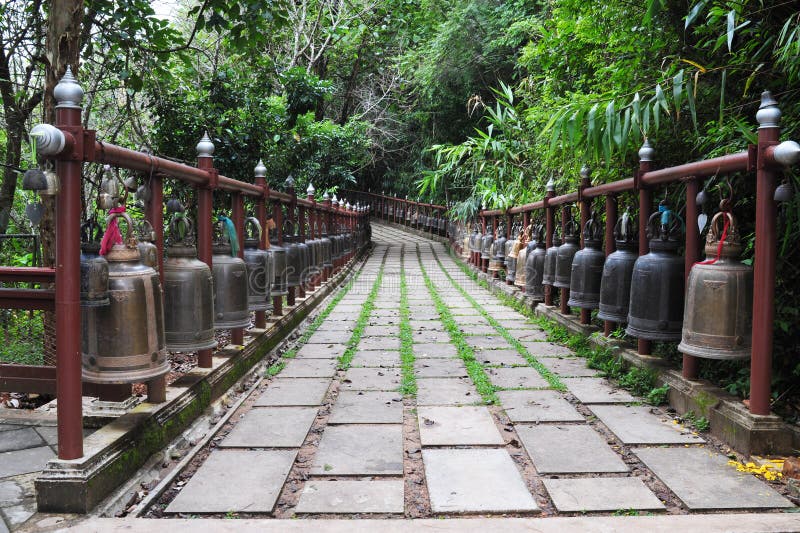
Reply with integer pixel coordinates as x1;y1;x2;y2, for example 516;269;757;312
678;211;752;360
488;224;506;277
568;213;605;309
163;216;217;352
80;219;110;307
626;202;685;341
243;217;275;313
506;224;520;285
284;220;303;289
597;209;638;323
137;220;159;271
320;223;334;278
82;211;168;383
514;224;531;290
553;218;579;289
269;217;289;298
480;228;494;272
98;166;120;210
212;220;250;330
526;225;547;301
541;227;562;287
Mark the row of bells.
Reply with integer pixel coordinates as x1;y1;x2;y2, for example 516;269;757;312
382;205;447;233
458;206;753;361
80;212;361;385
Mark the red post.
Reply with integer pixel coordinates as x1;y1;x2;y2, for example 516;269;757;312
544;180;555;306
579;167;591;325
637;141;653;356
53;68;84;459
682;177;701;379
750;93;781;415
272;200;284;316
231;192;245;345
196;132;215;368
145;173;166;403
560;205;570;316
603;194;617;337
287;182;296;307
254;161;267;329
297;199;306;299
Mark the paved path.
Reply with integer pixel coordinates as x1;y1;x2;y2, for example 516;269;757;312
147;223;794;520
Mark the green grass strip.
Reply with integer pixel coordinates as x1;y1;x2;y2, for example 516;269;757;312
416;246;498;404
434;245;565;391
337;251;387;370
398;247;417;396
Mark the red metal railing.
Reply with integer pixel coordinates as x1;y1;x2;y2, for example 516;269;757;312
351;91;800;421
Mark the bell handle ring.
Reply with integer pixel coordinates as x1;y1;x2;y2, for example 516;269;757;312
245;216;263;241
137;219;156;243
614;208;637;242
707;210;737;245
168;214;194;245
106;210;137;248
646;204;684;241
564;217;579;238
81;218;104;244
583;213;603;242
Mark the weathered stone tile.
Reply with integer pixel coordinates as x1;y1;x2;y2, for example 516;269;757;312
414;343;458;358
415;358;467;378
280;359;338;378
562;378;636;404
311;425;403;475
521;341;574;357
295;480;404;514
295;343;347;359
486;367;549;389
474;349;527;366
0;428;45;453
341;367;402;391
0;446;53;478
417;378;479;406
165;450;296;513
423;449;539;513
590;405;704;445
220;407;317;448
411;331;451;344
254;378;331;406
417;406;504;446
329;391;403;424
516;424;628;474
497;390;584;423
464;335;513;350
359;336;400;351
350;350;401;368
543;478;664;512
306;330;352;344
538;357;600;378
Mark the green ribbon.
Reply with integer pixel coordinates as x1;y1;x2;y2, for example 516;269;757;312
218;216;239;257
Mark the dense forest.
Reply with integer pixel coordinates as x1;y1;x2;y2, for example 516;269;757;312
1;0;799;416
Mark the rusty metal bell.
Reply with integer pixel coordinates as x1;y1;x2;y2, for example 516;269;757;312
82;211;168;383
597;209;638;323
568;214;605;309
678;211;752;360
80;218;110;308
526;225;547;301
163;216;216;352
541;227;562;287
626;202;685;341
137;220;159;271
505;224;520;284
488;224;506;275
243;217;274;313
554;219;579;289
514;224;531;290
269;223;289;298
480;228;494;264
320;223;333;275
212;220;250;330
283;220;303;289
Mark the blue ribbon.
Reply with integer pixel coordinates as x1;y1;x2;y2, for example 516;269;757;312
218;216;239;257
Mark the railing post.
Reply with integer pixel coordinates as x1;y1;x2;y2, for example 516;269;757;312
544;179;555;307
53;68;84;460
578;165;591;324
272;199;284;315
682;176;701;379
145;170;166;403
254;160;267;329
231;191;245;345
196;132;215;368
637;140;654;356
286;180;297;307
297;190;306;299
750;92;781;415
603;194;617;336
560;205;570;316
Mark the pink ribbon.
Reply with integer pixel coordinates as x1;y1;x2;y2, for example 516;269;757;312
100;206;126;256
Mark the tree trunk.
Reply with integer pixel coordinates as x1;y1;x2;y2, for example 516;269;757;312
0;122;23;234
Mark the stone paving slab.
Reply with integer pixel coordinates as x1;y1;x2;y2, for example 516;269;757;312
417;378;479;406
295;343;347;359
254;378;331;407
0;424;24;433
497;390;584;423
329;391;403;424
486;367;549;389
341;368;402;391
449;308;481;316
350;350;401;367
0;445;54;478
401;311;438;321
311;425;403;475
359;337;401;351
408;321;445;331
495;320;539;330
219;407;317;448
422;449;539;513
414;343;458;358
166;450;296;513
516;424;628;474
414;358;467;378
361;326;398;337
417;406;504;446
516;330;549;342
464;335;513;350
538;357;600;377
522;342;575;358
0;428;45;453
562;378;636;404
457;325;498;336
543;478;664;512
295;480;405;514
412;331;451;343
474;349;527;366
451;315;491;325
634;447;794;510
306;331;353;344
590;405;704;445
281;359;339;378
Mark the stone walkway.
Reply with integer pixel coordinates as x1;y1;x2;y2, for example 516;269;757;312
148;222;796;520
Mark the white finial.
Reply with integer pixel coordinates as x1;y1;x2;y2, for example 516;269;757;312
254;159;266;178
638;139;655;162
323;191;330;200
196;132;215;158
307;183;315;195
54;66;84;109
756;91;781;129
546;178;555;193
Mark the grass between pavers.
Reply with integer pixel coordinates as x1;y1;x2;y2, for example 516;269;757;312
337;253;388;370
432;246;564;392
416;246;498;404
447;248;667;404
398;249;417;396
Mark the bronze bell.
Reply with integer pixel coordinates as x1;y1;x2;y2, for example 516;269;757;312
283;220;303;289
269;224;289;298
82;211;168;383
488;224;506;276
526;225;547;301
80;219;110;307
678;211;752;360
626;202;685;341
554;219;579;289
137;220;159;271
212;220;251;330
541;227;562;287
243;217;274;313
480;228;494;273
163;216;217;352
597;209;638;323
514;224;531;290
506;224;520;285
320;223;333;276
568;213;605;309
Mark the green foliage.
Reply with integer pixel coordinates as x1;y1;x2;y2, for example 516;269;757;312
647;384;670;406
338;261;385;371
398;254;416;396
